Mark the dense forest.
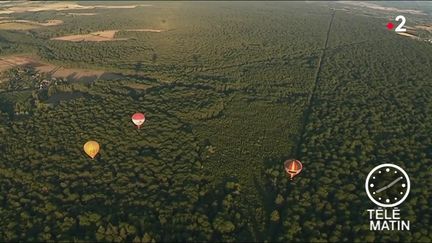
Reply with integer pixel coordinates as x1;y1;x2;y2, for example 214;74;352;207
0;1;431;242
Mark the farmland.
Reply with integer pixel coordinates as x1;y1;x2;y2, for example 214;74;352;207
0;1;431;242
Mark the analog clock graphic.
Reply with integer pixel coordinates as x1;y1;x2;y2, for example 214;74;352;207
365;163;410;207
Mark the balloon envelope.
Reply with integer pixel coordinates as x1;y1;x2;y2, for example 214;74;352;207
132;113;146;128
83;141;100;159
284;159;303;180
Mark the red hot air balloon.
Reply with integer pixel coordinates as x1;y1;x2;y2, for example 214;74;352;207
284;159;303;180
132;113;146;129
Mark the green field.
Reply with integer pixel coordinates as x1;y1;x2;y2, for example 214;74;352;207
0;1;431;242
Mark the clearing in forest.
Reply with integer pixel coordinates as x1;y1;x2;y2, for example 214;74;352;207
51;29;165;42
0;55;123;83
397;32;421;40
0;2;150;14
66;12;98;16
416;24;432;32
51;30;124;42
0;56;34;72
340;1;426;15
0;19;63;30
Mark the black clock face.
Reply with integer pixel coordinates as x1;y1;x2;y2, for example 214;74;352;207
365;164;410;207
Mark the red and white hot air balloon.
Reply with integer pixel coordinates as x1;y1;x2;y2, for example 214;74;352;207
284;159;303;180
131;112;146;129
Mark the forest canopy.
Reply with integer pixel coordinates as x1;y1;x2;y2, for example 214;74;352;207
0;1;431;242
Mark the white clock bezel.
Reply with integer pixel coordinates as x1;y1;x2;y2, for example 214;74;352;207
365;163;410;208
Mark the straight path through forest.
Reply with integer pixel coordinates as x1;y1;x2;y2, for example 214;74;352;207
294;10;335;157
255;10;337;241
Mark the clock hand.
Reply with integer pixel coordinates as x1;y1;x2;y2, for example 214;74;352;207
375;177;403;193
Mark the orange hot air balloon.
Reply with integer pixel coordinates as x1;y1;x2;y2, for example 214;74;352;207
284;159;303;180
83;141;100;159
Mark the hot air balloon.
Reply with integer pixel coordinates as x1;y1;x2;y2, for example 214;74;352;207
83;140;100;159
132;112;146;129
284;159;303;180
